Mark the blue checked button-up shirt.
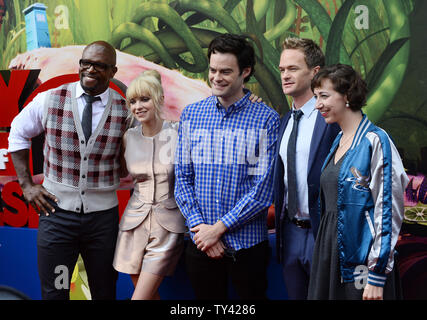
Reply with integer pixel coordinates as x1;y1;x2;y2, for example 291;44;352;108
174;91;280;250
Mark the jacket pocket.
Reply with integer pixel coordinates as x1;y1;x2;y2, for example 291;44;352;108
160;197;178;209
119;199;149;231
154;198;187;233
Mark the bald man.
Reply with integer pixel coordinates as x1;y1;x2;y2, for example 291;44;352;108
9;41;128;300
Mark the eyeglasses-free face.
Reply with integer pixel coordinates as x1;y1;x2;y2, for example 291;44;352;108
79;59;115;72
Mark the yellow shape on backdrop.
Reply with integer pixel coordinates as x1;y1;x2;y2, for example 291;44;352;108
69;255;91;300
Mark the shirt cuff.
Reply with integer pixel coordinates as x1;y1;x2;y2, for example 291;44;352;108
367;270;387;287
8;141;31;153
220;211;239;230
186;213;205;229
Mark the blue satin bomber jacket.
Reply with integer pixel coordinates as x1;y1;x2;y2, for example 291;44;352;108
320;114;409;288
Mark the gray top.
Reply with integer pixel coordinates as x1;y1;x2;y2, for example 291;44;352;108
320;152;345;213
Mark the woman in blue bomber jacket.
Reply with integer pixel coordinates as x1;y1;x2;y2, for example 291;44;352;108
307;64;409;300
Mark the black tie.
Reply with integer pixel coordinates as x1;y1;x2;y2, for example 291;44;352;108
82;94;100;143
287;109;303;220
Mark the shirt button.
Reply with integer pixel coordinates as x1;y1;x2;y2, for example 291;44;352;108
81;191;85;195
216;200;219;203
82;175;86;179
81;140;84;144
84;157;87;161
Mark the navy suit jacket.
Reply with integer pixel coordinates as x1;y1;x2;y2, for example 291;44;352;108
273;110;340;263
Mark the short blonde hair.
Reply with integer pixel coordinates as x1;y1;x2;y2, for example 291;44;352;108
126;69;164;120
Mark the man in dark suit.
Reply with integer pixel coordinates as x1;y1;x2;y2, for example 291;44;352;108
274;38;340;300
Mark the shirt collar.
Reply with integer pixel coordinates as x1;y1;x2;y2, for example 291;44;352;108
292;96;317;119
215;89;251;113
76;81;109;105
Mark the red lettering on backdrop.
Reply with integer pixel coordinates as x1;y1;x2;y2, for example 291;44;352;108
27;204;39;228
22;74;80;107
0;180;129;228
23;74;125;107
2;181;28;227
0;132;19;176
0;70;31;126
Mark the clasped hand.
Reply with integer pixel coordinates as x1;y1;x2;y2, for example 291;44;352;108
191;222;227;259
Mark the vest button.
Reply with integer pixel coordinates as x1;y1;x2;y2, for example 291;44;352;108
84;157;87;161
81;140;84;144
82;175;86;179
81;191;85;195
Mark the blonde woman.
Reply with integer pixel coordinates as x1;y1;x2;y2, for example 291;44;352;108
113;70;187;300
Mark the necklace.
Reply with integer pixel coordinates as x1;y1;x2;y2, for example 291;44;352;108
338;132;355;149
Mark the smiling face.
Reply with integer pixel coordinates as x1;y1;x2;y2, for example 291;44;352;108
313;78;348;125
129;95;158;124
79;44;117;96
208;51;250;107
279;49;319;101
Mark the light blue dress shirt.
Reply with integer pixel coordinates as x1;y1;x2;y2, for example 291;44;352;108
279;96;318;220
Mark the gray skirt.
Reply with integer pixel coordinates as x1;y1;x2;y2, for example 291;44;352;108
307;209;402;300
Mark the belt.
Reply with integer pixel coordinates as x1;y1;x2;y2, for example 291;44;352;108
291;217;311;229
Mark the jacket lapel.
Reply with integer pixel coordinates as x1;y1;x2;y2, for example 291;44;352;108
307;112;327;173
277;111;291;154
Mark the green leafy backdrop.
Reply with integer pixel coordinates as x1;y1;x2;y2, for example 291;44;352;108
1;0;427;300
1;0;426;178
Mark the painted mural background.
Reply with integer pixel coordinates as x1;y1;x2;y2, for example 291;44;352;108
1;0;426;166
0;0;426;299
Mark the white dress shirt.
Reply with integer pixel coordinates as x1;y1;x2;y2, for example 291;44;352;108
8;82;110;152
279;96;318;220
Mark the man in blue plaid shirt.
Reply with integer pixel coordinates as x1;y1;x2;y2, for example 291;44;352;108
174;34;280;299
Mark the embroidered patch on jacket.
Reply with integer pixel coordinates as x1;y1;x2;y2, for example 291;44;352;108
346;167;370;192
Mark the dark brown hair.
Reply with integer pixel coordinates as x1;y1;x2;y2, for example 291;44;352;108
311;63;367;111
207;33;255;83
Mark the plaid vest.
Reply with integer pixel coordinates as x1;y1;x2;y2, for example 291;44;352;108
43;83;127;190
